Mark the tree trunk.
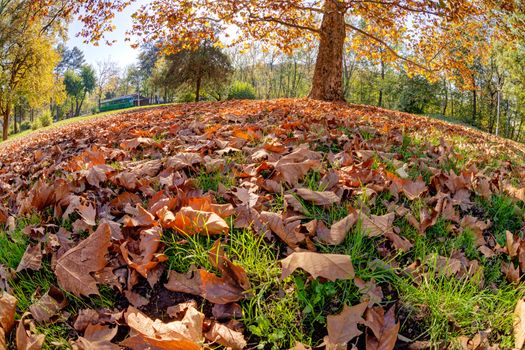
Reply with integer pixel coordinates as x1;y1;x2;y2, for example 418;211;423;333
378;58;385;107
472;88;477;124
2;104;10;141
195;76;201;102
442;79;448;116
495;89;501;136
309;0;346;101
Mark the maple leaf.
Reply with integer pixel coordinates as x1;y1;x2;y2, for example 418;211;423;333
260;211;304;248
73;323;120;350
365;306;400;350
324;302;368;349
16;313;45;350
121;306;204;349
28;287;68;323
16;244;42;272
55;223;111;297
0;292;16;335
173;207;229;235
317;212;358;245
205;322;247;350
280;252;355;281
295;188;341;206
514;298;525;350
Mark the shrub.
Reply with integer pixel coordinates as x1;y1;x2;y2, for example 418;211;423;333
228;81;257;100
31;120;41;130
176;92;197;103
20;121;31;132
38;111;53;127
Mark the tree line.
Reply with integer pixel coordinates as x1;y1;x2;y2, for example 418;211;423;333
1;0;525;141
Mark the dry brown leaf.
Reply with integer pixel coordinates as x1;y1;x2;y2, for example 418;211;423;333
358;212;394;238
514;298;525;350
324;302;368;349
16;314;45;350
317;212;358;245
55;223;111;297
173;207;229;235
295;188;341;206
365;306;400;350
122;204;155;227
280;252;354;281
121;306;203;350
72;324;119;350
204;322;247;350
16;244;42;272
29;287;68;323
120;226;167;278
165;269;245;304
0;292;16;334
260;211;304;248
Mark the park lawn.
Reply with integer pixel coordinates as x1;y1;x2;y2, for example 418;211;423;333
1;99;525;349
4;103;173;143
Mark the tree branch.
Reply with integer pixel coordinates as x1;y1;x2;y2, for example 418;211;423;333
345;22;430;71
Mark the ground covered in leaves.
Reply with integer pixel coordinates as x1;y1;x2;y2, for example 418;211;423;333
2;99;525;349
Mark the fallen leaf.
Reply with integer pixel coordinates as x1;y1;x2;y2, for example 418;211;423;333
280;252;354;281
514;298;525;350
365;306;400;350
324;302;368;349
260;211;304;248
317;212;358;245
121;306;203;349
295;188;340;206
55;223;111;297
16;244;42;272
16;314;45;350
29;287;68;323
173;207;229;235
205;322;247;350
0;292;16;334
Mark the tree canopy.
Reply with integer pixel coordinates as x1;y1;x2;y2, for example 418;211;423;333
72;0;525;101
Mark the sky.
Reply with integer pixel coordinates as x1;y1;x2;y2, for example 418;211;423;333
66;1;146;68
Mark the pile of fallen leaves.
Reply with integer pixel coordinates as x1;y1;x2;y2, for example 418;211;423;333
1;99;525;349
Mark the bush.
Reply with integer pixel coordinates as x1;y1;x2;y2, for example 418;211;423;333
38;111;53;127
176;92;197;103
31;120;41;130
228;81;257;100
20;121;31;132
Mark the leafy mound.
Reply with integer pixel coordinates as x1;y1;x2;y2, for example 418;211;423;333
1;99;525;349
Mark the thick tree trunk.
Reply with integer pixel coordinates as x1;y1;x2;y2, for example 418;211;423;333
309;0;346;101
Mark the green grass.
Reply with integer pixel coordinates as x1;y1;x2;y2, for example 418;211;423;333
396;267;524;345
164;225;307;349
476;194;523;245
196;169;236;192
3;103;172;144
0;214;116;349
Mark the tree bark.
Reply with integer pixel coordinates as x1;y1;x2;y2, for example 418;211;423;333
378;58;385;107
195;76;202;102
309;0;346;101
472;88;477;124
2;104;10;141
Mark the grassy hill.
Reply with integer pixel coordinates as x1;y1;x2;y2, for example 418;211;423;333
1;99;525;349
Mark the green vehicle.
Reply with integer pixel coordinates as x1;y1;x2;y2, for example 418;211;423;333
99;95;135;112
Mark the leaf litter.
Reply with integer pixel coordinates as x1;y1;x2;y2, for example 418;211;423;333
0;99;525;348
